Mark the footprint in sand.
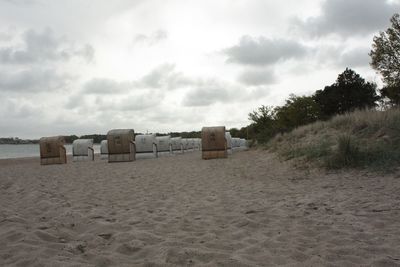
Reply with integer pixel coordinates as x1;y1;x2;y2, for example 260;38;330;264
34;230;60;243
116;243;142;255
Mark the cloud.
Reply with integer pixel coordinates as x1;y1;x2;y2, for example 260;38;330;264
182;79;235;107
84;64;192;95
0;30;13;41
0;98;42;119
292;0;400;37
133;29;168;46
223;35;308;66
0;69;73;92
68;75;167;111
83;78;133;94
2;0;36;5
74;44;95;63
339;47;371;68
117;92;165;111
0;28;94;64
312;44;371;69
139;64;191;89
238;69;276;86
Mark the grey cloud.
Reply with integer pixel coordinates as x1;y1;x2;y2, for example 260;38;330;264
133;29;168;46
245;86;270;100
238;69;276;86
118;93;164;111
2;0;36;5
139;64;191;89
74;44;95;63
0;98;40;119
64;93;87;110
140;64;175;88
0;31;13;41
85;64;191;95
0;28;95;64
293;0;400;37
146;108;205;126
182;79;234;107
67;87;164;112
182;76;272;107
313;44;371;69
84;78;133;94
224;35;308;66
339;48;370;68
0;69;73;92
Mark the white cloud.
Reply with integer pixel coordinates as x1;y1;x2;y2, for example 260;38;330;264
133;29;168;46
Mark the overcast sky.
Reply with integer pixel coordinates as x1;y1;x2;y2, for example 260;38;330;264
0;0;398;138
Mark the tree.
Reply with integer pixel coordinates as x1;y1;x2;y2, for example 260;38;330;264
248;105;277;142
64;135;79;144
275;94;321;132
370;13;400;106
248;105;276;127
380;84;400;107
370;13;400;87
314;68;378;119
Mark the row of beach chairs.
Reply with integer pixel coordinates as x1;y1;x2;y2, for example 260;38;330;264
99;135;202;160
39;126;248;165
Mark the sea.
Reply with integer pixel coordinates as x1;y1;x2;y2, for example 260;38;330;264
0;144;101;159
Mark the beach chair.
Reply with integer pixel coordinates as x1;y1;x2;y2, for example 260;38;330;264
181;138;189;151
201;126;227;159
225;132;232;153
107;129;136;162
100;140;108;160
72;139;94;162
171;137;184;153
156;135;172;154
135;134;158;158
194;138;201;150
39;136;67;165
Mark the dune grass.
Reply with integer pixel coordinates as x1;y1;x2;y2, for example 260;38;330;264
267;108;400;171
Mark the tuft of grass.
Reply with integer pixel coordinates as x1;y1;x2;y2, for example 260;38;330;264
326;135;360;169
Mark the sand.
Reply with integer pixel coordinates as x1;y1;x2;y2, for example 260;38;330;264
1;150;400;266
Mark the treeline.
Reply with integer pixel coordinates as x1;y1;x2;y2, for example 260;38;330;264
0;137;39;144
249;68;378;142
249;13;400;143
63;134;107;144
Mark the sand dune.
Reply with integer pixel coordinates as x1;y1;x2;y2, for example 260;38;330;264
1;150;400;266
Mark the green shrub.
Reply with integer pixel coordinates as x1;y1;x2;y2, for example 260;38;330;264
326;135;360;169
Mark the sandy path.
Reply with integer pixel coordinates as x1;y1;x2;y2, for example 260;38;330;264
1;150;400;266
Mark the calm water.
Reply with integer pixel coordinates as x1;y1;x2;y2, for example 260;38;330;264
0;144;101;159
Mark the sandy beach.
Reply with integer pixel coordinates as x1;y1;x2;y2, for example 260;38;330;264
1;150;400;266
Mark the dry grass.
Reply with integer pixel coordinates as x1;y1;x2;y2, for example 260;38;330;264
267;108;400;171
